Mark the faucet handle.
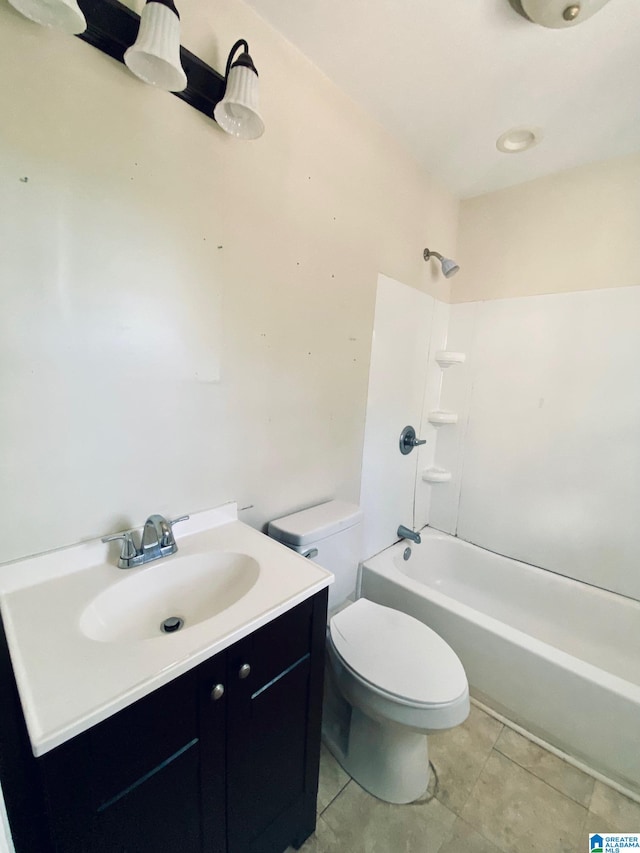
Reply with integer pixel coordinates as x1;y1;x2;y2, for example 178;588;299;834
101;531;138;561
160;515;189;547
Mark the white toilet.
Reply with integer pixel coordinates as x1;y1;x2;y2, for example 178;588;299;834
268;500;469;804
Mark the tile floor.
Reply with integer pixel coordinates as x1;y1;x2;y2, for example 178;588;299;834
291;704;640;853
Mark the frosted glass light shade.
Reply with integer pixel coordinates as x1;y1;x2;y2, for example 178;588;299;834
124;1;187;93
7;0;86;34
214;64;265;140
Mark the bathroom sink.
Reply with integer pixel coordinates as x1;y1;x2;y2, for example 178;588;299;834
0;505;332;755
79;552;260;642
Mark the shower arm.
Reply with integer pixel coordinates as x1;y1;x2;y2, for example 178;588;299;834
423;249;444;262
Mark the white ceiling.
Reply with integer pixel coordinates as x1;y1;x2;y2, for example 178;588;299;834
245;0;640;198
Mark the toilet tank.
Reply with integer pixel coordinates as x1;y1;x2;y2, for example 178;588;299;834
268;501;363;611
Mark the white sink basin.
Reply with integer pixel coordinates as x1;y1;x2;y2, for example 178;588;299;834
0;504;332;756
79;552;260;642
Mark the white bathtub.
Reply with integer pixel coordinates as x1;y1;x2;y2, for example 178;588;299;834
360;528;640;795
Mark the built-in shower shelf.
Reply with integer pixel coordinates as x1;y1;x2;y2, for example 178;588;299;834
435;351;466;369
422;468;452;483
428;411;459;426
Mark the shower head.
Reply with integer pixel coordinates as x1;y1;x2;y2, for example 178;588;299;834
423;248;460;279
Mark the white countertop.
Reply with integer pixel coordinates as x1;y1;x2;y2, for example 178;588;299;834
0;503;332;756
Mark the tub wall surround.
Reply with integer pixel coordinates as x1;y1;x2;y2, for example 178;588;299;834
467;286;639;602
359;275;450;559
0;0;457;567
429;285;640;602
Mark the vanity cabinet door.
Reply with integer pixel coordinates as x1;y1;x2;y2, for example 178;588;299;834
92;744;202;853
225;589;327;853
198;649;228;853
39;667;203;853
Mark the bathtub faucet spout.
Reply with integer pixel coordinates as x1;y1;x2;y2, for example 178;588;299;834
397;525;421;545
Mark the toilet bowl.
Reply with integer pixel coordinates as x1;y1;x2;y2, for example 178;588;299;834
326;597;469;802
268;500;470;804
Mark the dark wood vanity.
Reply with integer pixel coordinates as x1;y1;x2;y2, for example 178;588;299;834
0;589;328;853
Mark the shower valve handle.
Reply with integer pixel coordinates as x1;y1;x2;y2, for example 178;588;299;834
399;425;426;455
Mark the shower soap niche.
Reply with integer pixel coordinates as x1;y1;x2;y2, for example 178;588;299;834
435;351;466;369
422;468;452;483
428;411;459;426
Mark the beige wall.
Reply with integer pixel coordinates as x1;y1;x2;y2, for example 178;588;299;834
0;0;457;564
454;151;640;303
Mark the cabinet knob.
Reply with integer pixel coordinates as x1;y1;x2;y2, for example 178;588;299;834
238;663;251;680
210;683;225;702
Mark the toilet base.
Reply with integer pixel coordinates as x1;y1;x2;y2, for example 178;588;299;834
324;706;431;804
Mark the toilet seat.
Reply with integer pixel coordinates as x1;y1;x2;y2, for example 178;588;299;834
329;598;468;708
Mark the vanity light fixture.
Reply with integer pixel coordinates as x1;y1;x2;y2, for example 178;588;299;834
214;40;265;139
423;248;460;279
124;0;187;92
7;0;86;35
13;0;264;137
508;0;613;28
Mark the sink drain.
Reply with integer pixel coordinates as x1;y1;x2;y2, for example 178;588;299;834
161;616;184;634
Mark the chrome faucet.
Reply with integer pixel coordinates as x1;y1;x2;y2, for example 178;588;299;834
102;513;189;569
397;524;421;545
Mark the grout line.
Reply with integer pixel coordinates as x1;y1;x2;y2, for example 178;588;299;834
490;745;588;807
451;749;515;853
493;734;593;808
471;697;640;806
576;803;591;853
318;777;351;817
436;713;505;819
455;704;592;851
486;749;590;853
458;742;586;853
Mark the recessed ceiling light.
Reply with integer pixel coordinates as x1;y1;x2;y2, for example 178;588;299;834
496;127;543;154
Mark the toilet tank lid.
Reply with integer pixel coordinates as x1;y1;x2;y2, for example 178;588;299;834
268;500;363;546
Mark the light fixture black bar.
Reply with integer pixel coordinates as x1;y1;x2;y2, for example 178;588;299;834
76;0;225;119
